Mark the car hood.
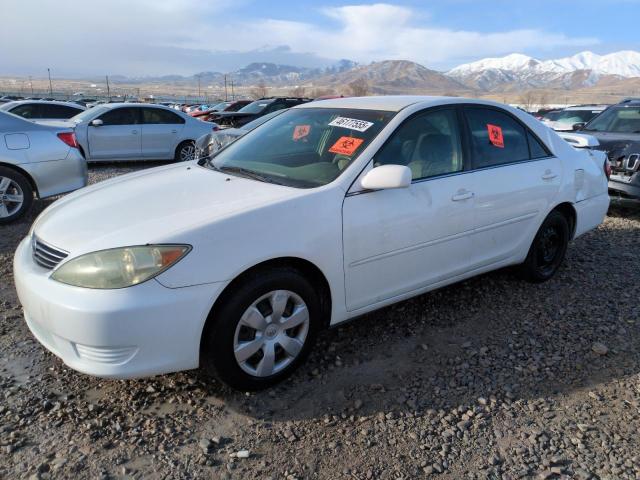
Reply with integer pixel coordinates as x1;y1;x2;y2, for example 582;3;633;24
586;131;640;156
32;162;301;255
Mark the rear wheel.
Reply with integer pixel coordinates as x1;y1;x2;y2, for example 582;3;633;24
519;210;570;282
175;140;196;162
201;268;321;391
0;167;33;224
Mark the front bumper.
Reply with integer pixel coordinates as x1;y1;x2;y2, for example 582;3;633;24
13;236;223;378
609;173;640;207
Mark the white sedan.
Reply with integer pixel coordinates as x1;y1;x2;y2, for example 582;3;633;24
14;96;610;390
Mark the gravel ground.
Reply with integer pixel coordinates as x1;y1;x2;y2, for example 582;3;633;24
1;162;640;480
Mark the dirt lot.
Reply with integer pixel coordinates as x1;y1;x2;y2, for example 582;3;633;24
1;163;640;480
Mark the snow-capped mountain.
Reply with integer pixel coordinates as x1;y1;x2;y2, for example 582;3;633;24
448;51;640;91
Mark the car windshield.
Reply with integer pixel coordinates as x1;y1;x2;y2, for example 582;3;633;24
206;107;395;188
583;106;640;133
71;106;109;122
554;110;601;125
237;100;273;114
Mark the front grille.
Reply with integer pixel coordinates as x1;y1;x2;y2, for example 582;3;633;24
32;236;68;270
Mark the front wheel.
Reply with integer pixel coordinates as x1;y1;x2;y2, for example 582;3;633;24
175;140;196;162
519;210;570;282
201;268;321;390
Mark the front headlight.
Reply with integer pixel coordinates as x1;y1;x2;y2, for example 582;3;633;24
51;245;191;289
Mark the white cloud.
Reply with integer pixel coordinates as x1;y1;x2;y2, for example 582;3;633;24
0;1;600;76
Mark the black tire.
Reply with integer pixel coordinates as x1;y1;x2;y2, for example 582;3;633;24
0;166;33;224
175;140;196;162
201;267;321;391
519;210;570;283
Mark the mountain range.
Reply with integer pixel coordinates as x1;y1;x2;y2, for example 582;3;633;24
447;51;640;91
103;50;640;96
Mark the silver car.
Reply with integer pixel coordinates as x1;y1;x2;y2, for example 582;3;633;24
45;103;216;162
0;111;87;223
0;100;86;120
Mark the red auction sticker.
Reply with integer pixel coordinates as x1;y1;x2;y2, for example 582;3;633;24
293;125;310;141
328;136;364;155
487;124;504;148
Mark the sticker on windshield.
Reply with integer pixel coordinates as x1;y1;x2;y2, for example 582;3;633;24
328;117;374;132
329;136;364;156
293;124;311;141
487;124;504;148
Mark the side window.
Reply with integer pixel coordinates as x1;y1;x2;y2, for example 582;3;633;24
374;108;464;181
528;131;549;159
142;108;184;124
42;104;82;119
464;108;530;168
98;108;140;126
263;102;286;114
10;104;40;119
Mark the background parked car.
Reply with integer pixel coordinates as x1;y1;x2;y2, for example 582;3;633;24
579;98;640;205
0;111;86;223
541;105;607;131
208;97;312;128
42;103;216;162
195;108;288;160
0;100;86;120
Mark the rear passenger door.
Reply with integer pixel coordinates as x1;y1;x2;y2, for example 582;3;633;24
462;106;561;268
140;108;185;159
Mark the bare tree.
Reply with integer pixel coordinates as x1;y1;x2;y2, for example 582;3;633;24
250;80;269;99
349;78;369;97
290;86;306;97
310;87;335;98
518;90;537;112
537;92;550;111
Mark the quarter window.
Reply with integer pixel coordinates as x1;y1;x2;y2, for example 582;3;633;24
374;108;464;180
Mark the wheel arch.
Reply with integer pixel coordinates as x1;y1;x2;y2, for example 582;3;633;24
551;201;577;239
0;162;39;197
200;256;333;350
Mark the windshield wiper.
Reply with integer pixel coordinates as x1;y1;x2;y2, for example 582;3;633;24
216;165;282;185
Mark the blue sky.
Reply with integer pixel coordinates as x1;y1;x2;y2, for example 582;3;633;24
2;0;639;76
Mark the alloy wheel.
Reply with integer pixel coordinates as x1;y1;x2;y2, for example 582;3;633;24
179;143;196;161
233;290;310;377
0;176;24;218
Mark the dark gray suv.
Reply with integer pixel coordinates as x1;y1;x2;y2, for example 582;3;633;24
581;98;640;206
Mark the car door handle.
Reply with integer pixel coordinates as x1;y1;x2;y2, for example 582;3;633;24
171;129;177;134
131;130;138;135
542;170;557;180
451;190;474;201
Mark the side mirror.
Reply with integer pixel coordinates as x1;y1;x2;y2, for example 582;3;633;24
90;119;103;127
572;122;586;131
360;165;412;190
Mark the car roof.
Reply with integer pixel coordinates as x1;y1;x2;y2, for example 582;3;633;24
1;100;86;109
297;95;511;112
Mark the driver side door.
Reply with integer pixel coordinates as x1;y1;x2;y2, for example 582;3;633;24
88;107;142;160
342;108;476;312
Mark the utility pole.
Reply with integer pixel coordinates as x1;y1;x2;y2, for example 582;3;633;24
29;76;34;96
224;75;228;101
230;79;235;100
196;74;201;100
47;68;53;96
106;75;111;101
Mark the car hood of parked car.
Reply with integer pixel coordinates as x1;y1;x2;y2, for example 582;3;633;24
586;131;640;159
32;162;302;256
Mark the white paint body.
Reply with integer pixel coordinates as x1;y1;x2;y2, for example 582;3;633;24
13;96;609;379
